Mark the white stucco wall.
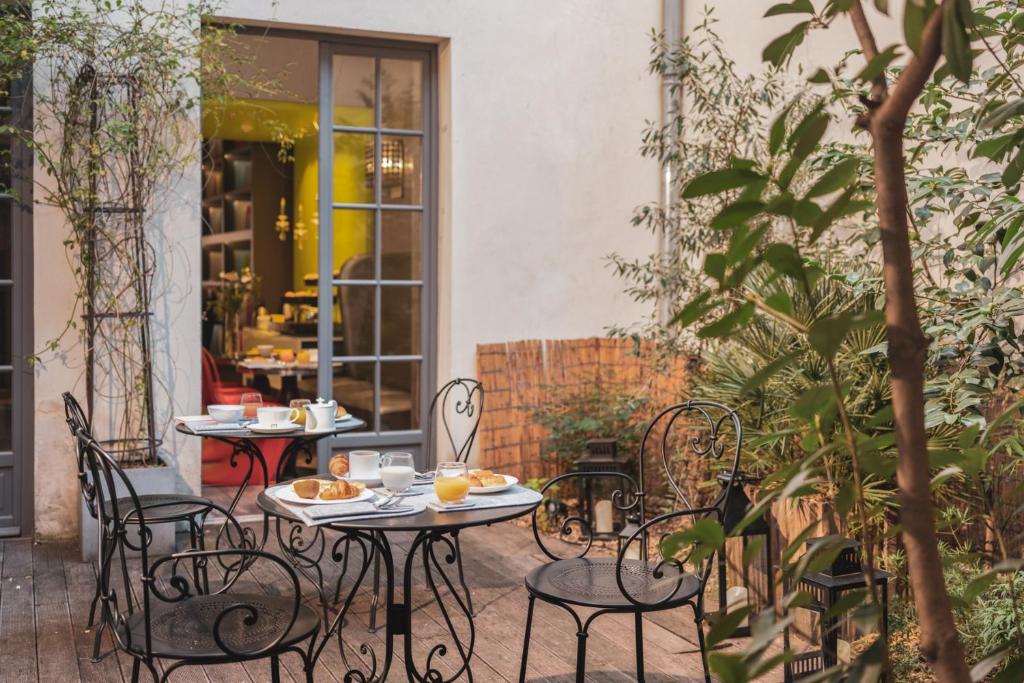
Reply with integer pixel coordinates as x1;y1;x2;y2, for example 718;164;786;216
31;24;203;539
29;0;667;537
220;0;663;382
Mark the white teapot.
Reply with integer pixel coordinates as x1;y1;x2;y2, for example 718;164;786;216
304;397;337;433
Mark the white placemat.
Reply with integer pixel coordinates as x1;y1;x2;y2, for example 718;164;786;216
267;484;426;527
426;485;542;513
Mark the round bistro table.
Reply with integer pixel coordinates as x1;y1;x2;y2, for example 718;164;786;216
257;476;541;682
175;418;366;549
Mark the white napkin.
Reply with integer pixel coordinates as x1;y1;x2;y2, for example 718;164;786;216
267;485;426;527
427;485;542;513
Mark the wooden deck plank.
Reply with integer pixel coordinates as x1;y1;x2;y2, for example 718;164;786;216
62;556;127;683
13;520;790;682
32;543;81;682
1;538;32;578
0;579;37;683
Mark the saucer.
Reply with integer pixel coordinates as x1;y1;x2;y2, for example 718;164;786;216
248;422;301;434
334;473;383;488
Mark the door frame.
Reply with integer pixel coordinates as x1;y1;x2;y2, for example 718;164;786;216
226;25;439;466
317;38;438;466
0;65;34;538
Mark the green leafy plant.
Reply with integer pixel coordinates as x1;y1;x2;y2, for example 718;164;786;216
621;2;1024;680
531;381;651;473
0;1;277;463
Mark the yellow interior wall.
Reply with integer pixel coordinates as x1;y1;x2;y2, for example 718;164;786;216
202;98;375;314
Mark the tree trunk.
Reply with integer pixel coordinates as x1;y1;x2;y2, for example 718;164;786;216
866;5;971;680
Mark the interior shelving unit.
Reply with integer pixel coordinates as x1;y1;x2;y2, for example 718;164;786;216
201;138;293;347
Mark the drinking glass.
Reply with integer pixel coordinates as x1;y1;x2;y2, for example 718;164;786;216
290;398;310;426
380;452;415;494
240;392;262;419
433;461;470;506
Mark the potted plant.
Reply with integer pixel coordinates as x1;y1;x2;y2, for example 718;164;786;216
0;0;275;556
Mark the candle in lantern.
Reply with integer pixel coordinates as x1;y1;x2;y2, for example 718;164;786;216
594;499;613;535
726;586;749;627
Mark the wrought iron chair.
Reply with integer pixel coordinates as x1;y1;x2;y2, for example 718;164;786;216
75;429;320;682
425;377;484;469
363;377;485;629
62;391;218;661
519;400;743;683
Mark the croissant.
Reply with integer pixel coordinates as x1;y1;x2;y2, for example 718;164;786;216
320;479;362;500
328;454;349;477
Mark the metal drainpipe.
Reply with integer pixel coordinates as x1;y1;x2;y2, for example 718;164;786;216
658;0;684;326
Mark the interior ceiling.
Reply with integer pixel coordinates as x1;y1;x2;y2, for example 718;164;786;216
223;32;370;109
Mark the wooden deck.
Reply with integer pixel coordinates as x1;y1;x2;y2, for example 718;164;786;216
0;520;784;682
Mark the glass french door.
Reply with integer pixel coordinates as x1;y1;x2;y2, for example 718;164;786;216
0;65;30;537
316;40;435;468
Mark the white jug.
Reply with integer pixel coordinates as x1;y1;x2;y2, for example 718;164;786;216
304;397;337;433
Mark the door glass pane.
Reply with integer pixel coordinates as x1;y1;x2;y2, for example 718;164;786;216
381;211;421;280
0;205;10;280
380;135;421;205
0;287;11;364
338;285;375;356
333;209;374;279
333;133;374;204
0;372;10;451
0;133;10;193
380;360;420;431
333;54;375;127
334;361;375;429
381;286;421;356
381;58;422;130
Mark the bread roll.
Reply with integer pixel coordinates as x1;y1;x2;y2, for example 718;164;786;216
292;479;321;499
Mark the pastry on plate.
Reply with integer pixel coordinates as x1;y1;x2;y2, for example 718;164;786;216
328;454;349;477
469;469;506;487
292;479;321;499
320;479;363;500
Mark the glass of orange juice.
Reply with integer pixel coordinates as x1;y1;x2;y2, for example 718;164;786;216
240;392;262;419
434;462;470;506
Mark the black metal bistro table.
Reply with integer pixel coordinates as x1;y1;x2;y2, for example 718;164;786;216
257;477;541;682
175;417;366;549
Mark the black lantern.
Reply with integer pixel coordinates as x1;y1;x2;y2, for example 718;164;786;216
783;536;891;681
573;438;629;540
713;470;775;637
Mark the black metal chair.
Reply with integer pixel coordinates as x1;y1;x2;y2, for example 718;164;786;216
425;377;484;469
519;400;743;683
62;391;218;661
75;428;320;682
363;377;486;630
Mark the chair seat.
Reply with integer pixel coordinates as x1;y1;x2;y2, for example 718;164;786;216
118;593;319;660
525;557;700;609
106;494;213;524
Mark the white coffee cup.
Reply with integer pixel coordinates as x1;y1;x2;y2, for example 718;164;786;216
348;450;380;480
256;406;297;426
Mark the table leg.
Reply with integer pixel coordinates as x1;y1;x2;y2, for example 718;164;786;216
280;375;300;404
403;530;476;682
276;437;319;483
210;436;269;553
311;530;395;682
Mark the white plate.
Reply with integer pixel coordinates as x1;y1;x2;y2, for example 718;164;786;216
248;423;301;434
469;474;518;494
273;486;374;505
332;473;383;488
